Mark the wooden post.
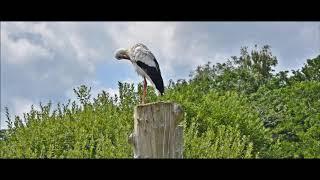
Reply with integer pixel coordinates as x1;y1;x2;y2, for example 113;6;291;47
128;101;184;158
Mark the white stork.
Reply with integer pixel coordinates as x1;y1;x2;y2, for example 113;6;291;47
115;43;164;104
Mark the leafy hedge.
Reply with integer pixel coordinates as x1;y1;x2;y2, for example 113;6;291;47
1;45;319;158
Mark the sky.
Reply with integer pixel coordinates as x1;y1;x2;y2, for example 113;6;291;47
1;21;320;129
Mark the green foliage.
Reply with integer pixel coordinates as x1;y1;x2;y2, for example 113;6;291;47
291;55;320;82
0;84;135;158
189;44;278;94
0;129;6;140
185;124;254;158
250;81;320;158
0;45;319;159
161;85;270;156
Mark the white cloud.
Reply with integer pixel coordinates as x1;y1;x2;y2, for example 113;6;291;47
105;88;119;98
105;22;179;73
122;78;138;84
103;22;238;85
64;80;120;104
90;80;119;99
2;28;53;65
1;22;109;129
11;97;39;117
0;97;40;129
1;21;319;130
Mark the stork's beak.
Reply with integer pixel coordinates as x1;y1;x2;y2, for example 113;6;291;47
124;55;130;60
120;54;130;60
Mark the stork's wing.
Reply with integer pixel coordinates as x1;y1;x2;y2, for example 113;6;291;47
131;44;159;70
131;44;164;94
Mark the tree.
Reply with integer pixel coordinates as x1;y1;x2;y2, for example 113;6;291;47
250;81;320;158
291;55;320;82
190;44;278;94
1;45;319;159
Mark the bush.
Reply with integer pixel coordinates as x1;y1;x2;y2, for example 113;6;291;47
161;81;271;157
250;81;320;158
1;46;319;159
0;84;134;158
184;124;254;158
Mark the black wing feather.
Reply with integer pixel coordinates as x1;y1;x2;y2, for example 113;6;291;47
136;60;164;95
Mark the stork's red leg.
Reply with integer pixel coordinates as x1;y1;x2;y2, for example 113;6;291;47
142;77;147;104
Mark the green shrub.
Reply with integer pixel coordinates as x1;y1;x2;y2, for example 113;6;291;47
250;81;320;158
184;124;254;158
1;46;319;159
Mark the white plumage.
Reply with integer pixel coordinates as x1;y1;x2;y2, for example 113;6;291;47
129;43;157;67
129;44;159;85
115;43;164;104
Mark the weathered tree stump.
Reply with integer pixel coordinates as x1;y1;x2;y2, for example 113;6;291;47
128;102;184;158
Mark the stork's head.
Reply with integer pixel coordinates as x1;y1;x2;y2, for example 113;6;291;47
115;48;130;60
